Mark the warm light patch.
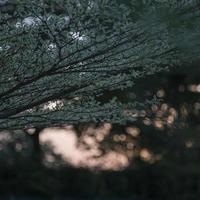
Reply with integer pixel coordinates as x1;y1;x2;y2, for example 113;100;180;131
157;89;165;98
169;108;178;118
126;127;140;137
154;119;164;130
185;141;193;148
140;149;152;162
127;142;134;150
167;116;175;125
143;118;152;126
188;84;200;93
40;126;130;170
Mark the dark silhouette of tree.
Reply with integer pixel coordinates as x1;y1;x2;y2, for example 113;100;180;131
0;0;199;130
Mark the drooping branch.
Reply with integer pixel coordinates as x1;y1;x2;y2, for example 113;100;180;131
0;0;199;129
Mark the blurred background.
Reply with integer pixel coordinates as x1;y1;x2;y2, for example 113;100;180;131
0;65;199;200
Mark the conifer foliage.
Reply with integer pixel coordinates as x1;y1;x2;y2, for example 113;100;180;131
0;0;199;129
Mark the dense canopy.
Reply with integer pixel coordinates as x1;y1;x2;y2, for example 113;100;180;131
0;0;199;129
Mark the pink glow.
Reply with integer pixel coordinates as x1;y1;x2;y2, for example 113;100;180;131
40;127;129;170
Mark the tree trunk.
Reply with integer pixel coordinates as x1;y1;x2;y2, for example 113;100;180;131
29;127;44;165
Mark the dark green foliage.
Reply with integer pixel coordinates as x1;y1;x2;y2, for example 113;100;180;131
0;68;199;199
0;0;199;129
0;1;199;199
